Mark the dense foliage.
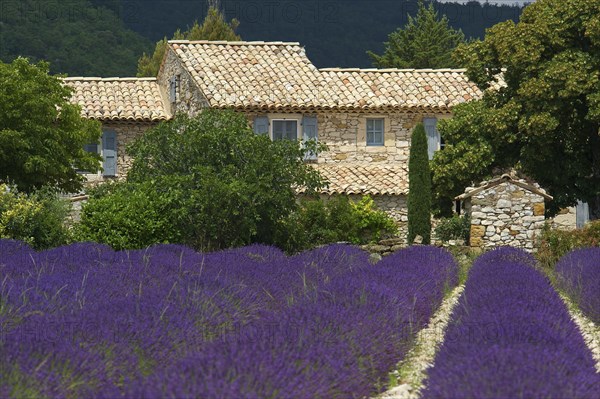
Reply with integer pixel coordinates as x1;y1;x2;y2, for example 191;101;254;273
76;110;325;251
0;241;458;398
432;0;600;218
0;184;70;249
422;247;600;398
555;248;600;323
434;214;470;243
407;123;432;244
537;221;600;268
276;196;398;252
0;58;102;193
367;0;465;68
0;0;151;76
137;6;241;77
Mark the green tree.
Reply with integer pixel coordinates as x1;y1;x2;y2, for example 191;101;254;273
0;58;102;193
432;0;600;219
407;123;432;244
367;0;465;68
137;6;241;77
76;110;325;251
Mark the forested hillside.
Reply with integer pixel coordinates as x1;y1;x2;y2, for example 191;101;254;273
0;0;523;75
0;0;151;76
121;0;523;68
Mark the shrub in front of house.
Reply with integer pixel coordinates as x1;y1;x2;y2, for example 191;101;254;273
536;221;600;269
275;195;398;252
73;109;326;251
434;214;470;243
0;184;70;249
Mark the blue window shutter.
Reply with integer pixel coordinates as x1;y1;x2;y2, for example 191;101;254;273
302;115;318;160
423;117;439;160
102;130;117;176
253;116;269;135
576;200;589;228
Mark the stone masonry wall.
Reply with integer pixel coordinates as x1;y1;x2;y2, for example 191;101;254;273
466;181;546;251
157;47;210;116
246;111;450;164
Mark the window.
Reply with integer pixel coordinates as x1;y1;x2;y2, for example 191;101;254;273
272;120;298;141
424;117;441;160
78;130;117;176
169;75;180;103
366;118;384;146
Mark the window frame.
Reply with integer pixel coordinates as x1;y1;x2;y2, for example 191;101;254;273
271;119;299;141
366;118;385;146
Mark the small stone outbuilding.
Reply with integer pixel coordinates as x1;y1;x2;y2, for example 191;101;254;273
456;175;553;251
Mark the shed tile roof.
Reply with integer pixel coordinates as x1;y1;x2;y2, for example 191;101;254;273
312;163;408;196
168;40;499;111
64;77;170;121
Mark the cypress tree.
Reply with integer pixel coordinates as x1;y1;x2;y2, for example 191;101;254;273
407;123;432;244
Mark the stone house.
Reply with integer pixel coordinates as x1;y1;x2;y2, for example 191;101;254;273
456;175;553;251
65;40;498;237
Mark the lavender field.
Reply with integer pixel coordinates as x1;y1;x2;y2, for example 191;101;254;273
556;247;600;324
421;247;600;399
0;240;457;398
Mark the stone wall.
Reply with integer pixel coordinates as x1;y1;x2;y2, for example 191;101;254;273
157;47;210;116
83;121;157;184
246;110;450;165
465;180;547;251
550;206;577;230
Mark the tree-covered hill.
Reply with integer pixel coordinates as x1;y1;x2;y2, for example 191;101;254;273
0;0;151;76
121;0;523;68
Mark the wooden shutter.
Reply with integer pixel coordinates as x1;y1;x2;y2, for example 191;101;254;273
576;200;589;228
302;115;318;160
102;130;117;176
423;117;439;160
253;116;269;135
83;143;98;154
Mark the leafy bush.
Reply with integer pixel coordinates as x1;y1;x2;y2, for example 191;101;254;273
73;110;326;251
0;184;69;249
275;195;398;252
72;179;185;250
536;221;600;269
434;214;470;243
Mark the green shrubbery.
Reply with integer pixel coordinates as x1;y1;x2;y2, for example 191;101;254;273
0;184;70;249
537;221;600;269
276;196;398;253
74;110;330;252
435;215;470;243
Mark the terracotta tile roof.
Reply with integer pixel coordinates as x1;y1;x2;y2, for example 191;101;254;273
320;68;490;111
311;163;408;196
168;40;498;111
169;40;324;111
64;77;170;121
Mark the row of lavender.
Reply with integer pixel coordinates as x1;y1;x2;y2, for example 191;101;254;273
422;247;600;399
555;247;600;323
0;240;457;398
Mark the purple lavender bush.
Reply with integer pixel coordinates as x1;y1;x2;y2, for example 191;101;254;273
0;240;457;398
422;247;600;399
555;247;600;323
